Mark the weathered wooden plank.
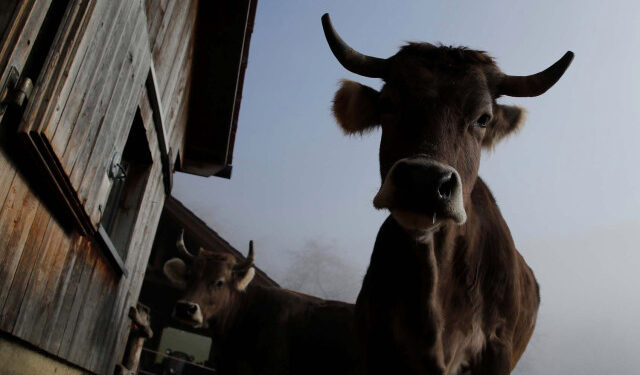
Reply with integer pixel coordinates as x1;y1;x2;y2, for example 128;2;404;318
153;0;190;93
39;235;87;353
138;86;153;127
26;229;73;347
80;16;151;224
164;25;195;144
68;4;146;196
20;0;96;136
48;0;124;158
11;218;67;342
57;0;136;176
150;0;177;64
0;204;51;332
0;0;35;74
37;0;108;143
0;0;20;42
0;175;41;309
85;276;118;372
0;149;18;214
160;0;197;120
0;0;52;90
67;255;115;368
168;61;192;163
56;243;98;358
143;0;162;46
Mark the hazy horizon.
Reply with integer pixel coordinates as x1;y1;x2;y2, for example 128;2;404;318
174;1;640;373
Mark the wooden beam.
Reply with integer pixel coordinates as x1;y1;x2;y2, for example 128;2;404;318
145;65;172;194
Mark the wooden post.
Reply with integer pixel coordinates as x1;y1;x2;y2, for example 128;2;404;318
115;303;152;375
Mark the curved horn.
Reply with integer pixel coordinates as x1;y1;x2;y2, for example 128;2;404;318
498;51;574;97
234;240;255;272
321;13;387;78
176;230;194;261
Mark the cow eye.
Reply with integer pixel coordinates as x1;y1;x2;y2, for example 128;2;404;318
209;280;224;290
474;114;491;128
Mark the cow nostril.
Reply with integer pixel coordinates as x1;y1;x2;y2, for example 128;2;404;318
437;173;456;200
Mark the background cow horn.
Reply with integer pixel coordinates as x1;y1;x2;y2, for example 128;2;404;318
321;13;387;78
234;240;255;272
498;51;574;97
176;230;194;261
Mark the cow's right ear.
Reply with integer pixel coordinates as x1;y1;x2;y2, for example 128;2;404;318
332;80;380;135
163;258;187;290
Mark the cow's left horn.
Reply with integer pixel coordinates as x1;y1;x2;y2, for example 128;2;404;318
234;240;255;272
321;13;387;78
176;230;194;261
498;51;574;97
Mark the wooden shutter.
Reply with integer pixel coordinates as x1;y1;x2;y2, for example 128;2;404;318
0;0;54;124
16;0;151;235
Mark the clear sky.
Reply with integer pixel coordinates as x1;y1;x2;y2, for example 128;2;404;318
174;1;640;373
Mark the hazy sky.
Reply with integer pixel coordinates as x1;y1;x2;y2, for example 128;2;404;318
174;1;640;373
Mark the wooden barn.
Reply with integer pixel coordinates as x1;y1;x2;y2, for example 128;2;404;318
0;0;259;373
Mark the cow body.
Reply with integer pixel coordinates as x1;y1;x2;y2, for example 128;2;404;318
208;285;358;375
163;235;359;375
356;178;539;375
320;13;571;375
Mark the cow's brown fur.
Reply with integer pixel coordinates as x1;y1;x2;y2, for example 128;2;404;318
164;250;359;375
328;43;567;374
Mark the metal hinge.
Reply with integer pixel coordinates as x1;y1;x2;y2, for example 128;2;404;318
0;66;34;116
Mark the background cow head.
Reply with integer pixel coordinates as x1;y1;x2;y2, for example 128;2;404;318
323;14;573;231
163;230;255;328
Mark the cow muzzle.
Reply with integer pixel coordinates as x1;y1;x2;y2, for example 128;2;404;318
173;300;204;327
373;158;467;230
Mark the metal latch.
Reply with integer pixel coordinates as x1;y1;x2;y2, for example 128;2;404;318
0;66;34;116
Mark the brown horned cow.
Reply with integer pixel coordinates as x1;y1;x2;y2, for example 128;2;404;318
163;231;359;375
321;14;572;375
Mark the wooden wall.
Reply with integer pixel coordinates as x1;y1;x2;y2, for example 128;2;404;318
0;0;198;373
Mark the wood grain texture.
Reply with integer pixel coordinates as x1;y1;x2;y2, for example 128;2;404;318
0;0;197;372
0;204;52;333
0;174;41;310
48;0;124;159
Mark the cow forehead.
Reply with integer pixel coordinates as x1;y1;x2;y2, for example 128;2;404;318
191;253;236;278
385;44;498;101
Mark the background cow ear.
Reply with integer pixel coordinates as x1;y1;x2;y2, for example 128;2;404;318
235;267;255;291
163;258;187;289
483;105;526;148
332;80;381;135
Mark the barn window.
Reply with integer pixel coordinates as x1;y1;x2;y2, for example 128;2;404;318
97;109;152;274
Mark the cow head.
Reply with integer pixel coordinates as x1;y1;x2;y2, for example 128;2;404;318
322;14;573;231
163;230;256;328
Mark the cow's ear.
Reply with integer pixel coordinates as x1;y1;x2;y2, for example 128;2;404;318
235;267;255;291
483;105;526;148
332;80;380;135
163;258;187;289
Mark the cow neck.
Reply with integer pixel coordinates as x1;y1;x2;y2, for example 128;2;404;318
373;181;487;305
209;284;272;339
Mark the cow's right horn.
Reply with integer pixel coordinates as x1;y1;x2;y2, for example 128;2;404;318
498;51;574;97
321;13;387;78
234;240;255;272
176;230;194;261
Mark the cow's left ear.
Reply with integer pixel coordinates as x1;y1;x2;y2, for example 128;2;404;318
332;80;381;135
163;258;187;290
482;105;526;148
235;267;255;291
